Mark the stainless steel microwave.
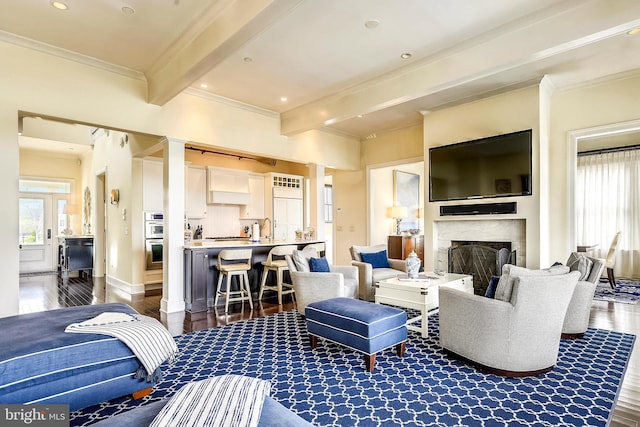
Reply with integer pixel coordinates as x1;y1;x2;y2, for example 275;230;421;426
145;221;163;239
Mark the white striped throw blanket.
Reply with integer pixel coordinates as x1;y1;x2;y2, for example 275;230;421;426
150;375;271;427
65;312;177;380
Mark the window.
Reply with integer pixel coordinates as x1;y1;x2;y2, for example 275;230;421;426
19;198;44;245
19;178;71;194
324;185;333;223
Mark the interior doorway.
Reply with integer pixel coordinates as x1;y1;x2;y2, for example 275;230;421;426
19;180;73;274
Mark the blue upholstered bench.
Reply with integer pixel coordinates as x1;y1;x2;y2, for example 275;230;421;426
0;303;158;411
305;297;407;372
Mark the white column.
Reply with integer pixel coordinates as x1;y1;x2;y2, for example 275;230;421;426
161;137;186;314
307;163;325;241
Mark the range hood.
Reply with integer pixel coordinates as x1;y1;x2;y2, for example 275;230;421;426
207;167;250;205
209;190;250;205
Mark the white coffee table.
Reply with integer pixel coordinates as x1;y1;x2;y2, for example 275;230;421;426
374;272;473;338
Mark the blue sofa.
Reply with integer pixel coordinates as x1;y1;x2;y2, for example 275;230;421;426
0;303;159;410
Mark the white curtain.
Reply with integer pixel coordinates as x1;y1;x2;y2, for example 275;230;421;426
576;149;640;279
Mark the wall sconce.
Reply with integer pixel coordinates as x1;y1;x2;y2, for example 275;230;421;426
386;205;408;235
110;189;119;205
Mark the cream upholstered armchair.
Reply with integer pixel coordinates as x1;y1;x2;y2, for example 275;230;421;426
350;244;408;301
439;265;580;376
285;247;358;313
562;254;605;338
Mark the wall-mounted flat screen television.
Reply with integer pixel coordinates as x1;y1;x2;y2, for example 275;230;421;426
429;129;532;202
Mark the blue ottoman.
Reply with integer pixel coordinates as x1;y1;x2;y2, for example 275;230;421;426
305;297;407;372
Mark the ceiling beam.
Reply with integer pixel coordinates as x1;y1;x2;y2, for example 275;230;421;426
280;0;640;136
147;0;303;106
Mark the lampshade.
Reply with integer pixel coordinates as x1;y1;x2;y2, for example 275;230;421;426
63;203;80;215
387;205;408;219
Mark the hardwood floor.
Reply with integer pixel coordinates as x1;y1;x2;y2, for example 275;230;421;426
17;273;640;426
18;272;295;335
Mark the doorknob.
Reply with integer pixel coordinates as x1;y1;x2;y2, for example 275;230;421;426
47;229;51;239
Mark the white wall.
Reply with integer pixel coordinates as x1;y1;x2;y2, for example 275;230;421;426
423;85;542;270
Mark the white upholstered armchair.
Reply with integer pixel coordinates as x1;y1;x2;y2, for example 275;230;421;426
285;249;358;313
562;255;605;338
439;266;580;376
349;244;407;301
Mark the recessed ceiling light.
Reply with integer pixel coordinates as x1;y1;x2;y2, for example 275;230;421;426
400;53;412;59
627;28;640;36
280;97;288;102
121;6;135;15
357;114;364;118
243;57;253;63
50;1;68;10
364;20;380;29
200;83;208;89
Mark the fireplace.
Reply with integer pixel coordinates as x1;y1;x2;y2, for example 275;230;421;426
448;241;516;295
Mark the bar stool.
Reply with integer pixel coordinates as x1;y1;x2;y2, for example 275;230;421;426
258;245;297;305
215;249;253;313
303;242;325;257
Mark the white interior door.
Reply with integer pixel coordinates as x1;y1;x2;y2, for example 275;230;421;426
19;194;56;273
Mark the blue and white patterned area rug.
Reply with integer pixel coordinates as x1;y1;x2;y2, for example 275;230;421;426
71;310;635;427
594;278;640;304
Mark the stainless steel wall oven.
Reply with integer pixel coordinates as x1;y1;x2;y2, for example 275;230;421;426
144;212;163;270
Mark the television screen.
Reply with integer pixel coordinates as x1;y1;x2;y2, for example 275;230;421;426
429;129;532;202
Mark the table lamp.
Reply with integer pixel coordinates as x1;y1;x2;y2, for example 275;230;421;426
387;205;408;235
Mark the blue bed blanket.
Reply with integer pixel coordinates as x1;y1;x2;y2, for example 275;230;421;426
0;303;142;397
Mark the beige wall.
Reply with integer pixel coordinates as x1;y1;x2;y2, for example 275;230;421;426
332;124;424;265
360;125;423;167
548;71;640;263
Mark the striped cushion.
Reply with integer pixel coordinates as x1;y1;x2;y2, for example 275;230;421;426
150;375;271;427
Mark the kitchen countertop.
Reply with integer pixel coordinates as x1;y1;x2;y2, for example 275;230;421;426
184;239;322;249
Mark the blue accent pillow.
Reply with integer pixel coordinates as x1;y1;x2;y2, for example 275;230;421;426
309;257;330;273
360;250;390;269
484;275;501;298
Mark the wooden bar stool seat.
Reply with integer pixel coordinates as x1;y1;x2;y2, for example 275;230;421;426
258;245;297;305
215;249;253;313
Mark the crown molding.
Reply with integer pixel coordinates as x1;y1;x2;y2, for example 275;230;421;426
0;30;145;81
183;87;280;119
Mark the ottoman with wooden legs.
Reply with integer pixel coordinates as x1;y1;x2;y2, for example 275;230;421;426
305;297;407;372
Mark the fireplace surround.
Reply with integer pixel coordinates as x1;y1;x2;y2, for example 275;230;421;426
448;242;516;295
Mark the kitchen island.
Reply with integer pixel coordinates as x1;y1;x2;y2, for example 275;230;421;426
184;239;324;312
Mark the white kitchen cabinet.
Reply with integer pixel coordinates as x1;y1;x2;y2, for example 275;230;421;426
142;159;163;212
240;173;265;219
273;197;303;241
186;166;207;218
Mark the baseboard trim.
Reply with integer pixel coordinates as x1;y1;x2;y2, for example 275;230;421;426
106;275;145;295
